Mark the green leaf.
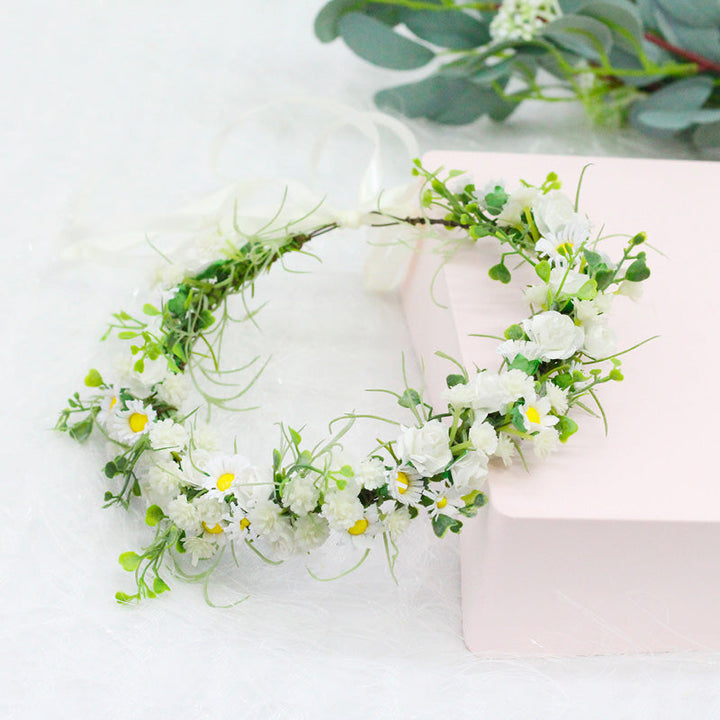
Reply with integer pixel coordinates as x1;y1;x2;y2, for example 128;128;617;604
504;324;525;340
340;465;354;477
145;505;165;527
375;76;516;125
298;450;313;467
535;259;551;282
272;449;281;472
556;415;579;443
542;14;613;61
609;368;624;381
153;576;170;594
484;185;509;216
84;368;103;387
400;8;490;50
488;263;511;284
133;357;145;373
577;1;643;54
119;552;142;572
625;257;650;282
398;388;422;408
115;591;134;604
69;417;93;442
104;461;117;479
118;331;138;340
693;121;720;151
142;303;160;316
508;354;540;375
338;12;434;70
582;248;602;267
431;513;463;538
576;278;598;300
511;404;527;433
289;427;302;446
595;268;614;291
446;373;465;388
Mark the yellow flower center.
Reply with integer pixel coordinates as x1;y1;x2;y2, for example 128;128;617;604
129;412;148;433
217;472;234;491
526;406;540;425
109;396;118;410
240;518;250;530
348;518;369;536
437;496;448;509
203;522;223;534
396;471;410;495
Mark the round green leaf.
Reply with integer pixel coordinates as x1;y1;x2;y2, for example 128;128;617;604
314;0;361;43
145;505;165;527
119;551;142;572
400;9;490;50
488;263;512;284
338;12;435;70
542;14;613;60
84;368;103;387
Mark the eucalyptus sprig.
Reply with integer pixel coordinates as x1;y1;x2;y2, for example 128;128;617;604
315;0;720;153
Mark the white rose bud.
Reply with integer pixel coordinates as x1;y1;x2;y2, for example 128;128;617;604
523;310;584;360
396;419;452;477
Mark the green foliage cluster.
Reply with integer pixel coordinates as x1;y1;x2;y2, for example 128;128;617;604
315;0;720;152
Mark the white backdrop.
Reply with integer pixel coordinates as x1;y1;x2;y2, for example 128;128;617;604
2;1;718;718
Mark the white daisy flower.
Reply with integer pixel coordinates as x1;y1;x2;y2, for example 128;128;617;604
424;482;464;520
200;454;251;496
544;382;569;415
96;386;122;428
533;427;561;459
494;433;517;466
469;420;498;456
149;418;188;451
449;452;488;495
342;505;381;551
223;504;254;542
109;399;157;444
520;397;558;433
387;467;425;506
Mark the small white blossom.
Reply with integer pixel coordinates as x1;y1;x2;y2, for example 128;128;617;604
320;489;364;531
520;397;558;432
382;504;411;539
533;427;560;459
246;497;284;536
183;535;218;566
583;321;616;359
450;452;489;495
261;517;297;561
155;373;190;408
497;339;543;363
469;421;499;456
167;495;202;535
109;399;157;444
617;279;643;302
282;473;321;515
544;382;569;415
500;368;537;402
496;185;540;225
494;433;517;466
396;420;452;477
387;467;425;506
232;465;274;507
354;457;387;490
194;494;226;528
149;418;188;451
523;310;584;361
293;515;330;552
490;0;562;42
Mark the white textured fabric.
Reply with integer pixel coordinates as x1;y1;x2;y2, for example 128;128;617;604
2;1;717;719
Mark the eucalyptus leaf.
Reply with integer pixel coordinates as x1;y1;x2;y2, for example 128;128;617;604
577;1;643;54
638;108;720;130
376;76;514;125
542;14;614;61
315;0;361;42
338;12;435;70
693;121;720;152
653;0;720;28
400;8;490;50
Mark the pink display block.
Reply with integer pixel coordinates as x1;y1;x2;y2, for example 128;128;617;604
401;151;720;657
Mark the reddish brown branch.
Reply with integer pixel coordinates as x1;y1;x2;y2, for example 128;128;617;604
644;31;720;76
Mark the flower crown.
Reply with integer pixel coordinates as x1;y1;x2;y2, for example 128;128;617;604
57;160;652;603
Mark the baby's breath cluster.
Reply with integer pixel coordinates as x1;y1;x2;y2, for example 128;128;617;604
57;161;652;602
